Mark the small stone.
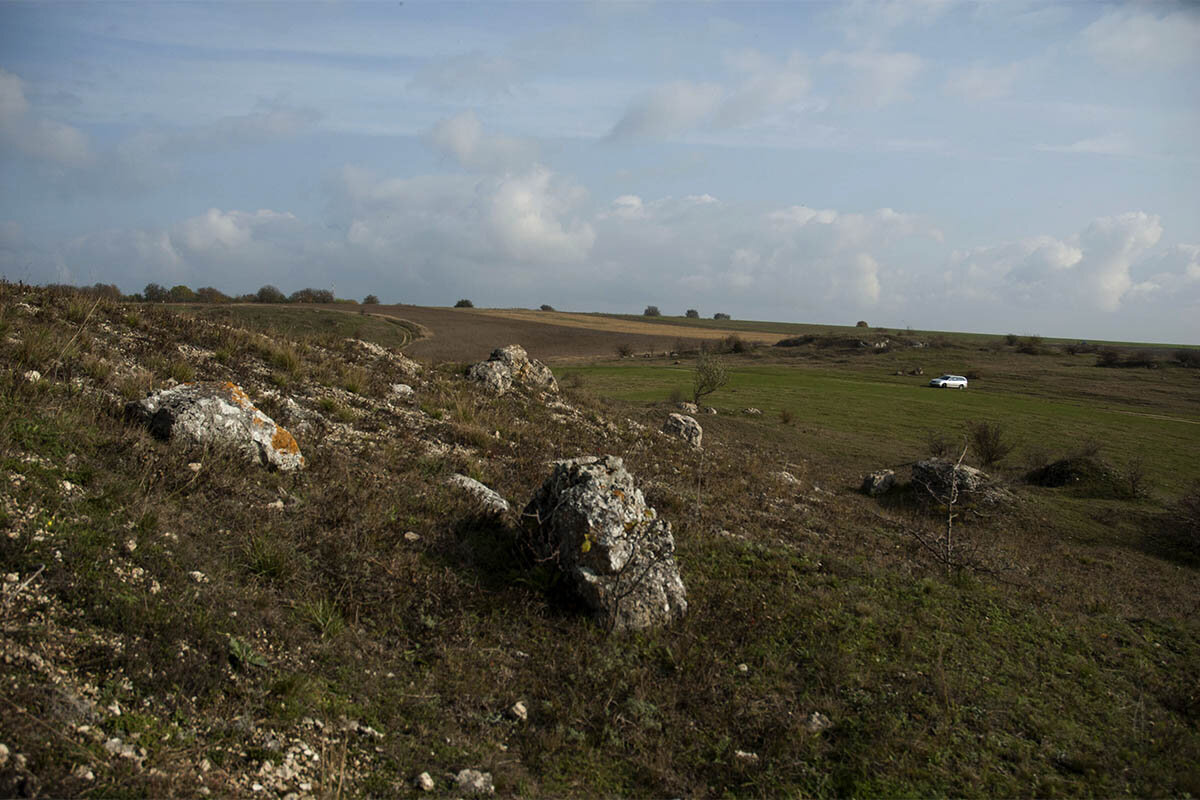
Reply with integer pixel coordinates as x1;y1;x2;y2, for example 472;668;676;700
266;499;285;510
737;663;749;673
23;370;41;383
404;531;420;542
251;782;264;792
455;769;494;795
743;407;762;415
3;573;17;584
416;772;435;791
0;743;8;767
189;571;208;583
391;383;415;400
187;462;202;472
199;758;211;772
804;711;832;733
734;750;759;763
124;538;138;554
72;764;94;781
509;701;528;722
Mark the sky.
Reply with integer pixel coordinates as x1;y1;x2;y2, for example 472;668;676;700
0;1;1197;343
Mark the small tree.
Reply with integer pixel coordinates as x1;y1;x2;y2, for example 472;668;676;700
968;420;1013;467
256;285;286;303
143;282;169;303
454;298;474;308
168;284;197;302
685;309;699;319
363;294;379;305
713;312;730;320
196;286;230;303
540;304;555;311
856;320;869;328
692;351;728;406
643;305;661;317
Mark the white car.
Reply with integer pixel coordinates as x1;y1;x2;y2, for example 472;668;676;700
929;374;968;389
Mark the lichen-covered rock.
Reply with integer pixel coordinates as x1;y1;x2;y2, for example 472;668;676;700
447;474;510;514
912;459;1009;504
677;402;699;414
467;345;557;396
522;456;687;631
663;413;702;448
861;469;895;496
127;381;305;471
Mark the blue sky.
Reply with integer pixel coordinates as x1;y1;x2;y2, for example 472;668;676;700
1;0;1197;342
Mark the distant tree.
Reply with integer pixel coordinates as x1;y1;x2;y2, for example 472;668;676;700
144;282;169;303
713;312;730;320
196;286;231;303
856;320;869;328
289;288;334;304
235;293;257;303
454;298;474;308
168;284;197;302
540;304;555;311
643;305;661;317
363;294;380;305
685;309;699;319
256;285;287;303
88;283;123;300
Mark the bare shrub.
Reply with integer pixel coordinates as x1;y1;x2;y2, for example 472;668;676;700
616;343;634;358
1096;347;1122;367
779;408;794;425
926;430;952;458
1175;349;1200;368
968;421;1013;467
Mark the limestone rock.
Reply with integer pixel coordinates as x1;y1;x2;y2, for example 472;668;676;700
677;402;699;414
127;382;305;471
743;407;762;416
912;459;1009;504
663;413;702;448
390;383;414;400
861;469;895;497
448;474;510;514
455;769;494;796
522;456;687;631
467;345;557;396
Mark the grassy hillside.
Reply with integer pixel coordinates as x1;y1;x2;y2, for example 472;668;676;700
1;285;1197;797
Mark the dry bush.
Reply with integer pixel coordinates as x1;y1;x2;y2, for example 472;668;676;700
968;420;1013;467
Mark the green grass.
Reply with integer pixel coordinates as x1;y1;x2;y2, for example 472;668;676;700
567;355;1199;497
187;303;420;349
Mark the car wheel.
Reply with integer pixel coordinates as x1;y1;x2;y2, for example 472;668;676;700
958;385;965;390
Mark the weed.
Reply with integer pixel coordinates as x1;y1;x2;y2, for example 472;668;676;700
228;636;267;670
300;597;345;639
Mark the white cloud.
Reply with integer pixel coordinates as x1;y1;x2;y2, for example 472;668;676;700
486;166;595;263
176;209;297;252
1083;6;1200;71
1035;133;1132;156
426;111;538;172
0;68;93;167
944;61;1023;101
820;50;923;107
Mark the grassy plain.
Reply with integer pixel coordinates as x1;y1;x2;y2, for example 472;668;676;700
2;289;1197;797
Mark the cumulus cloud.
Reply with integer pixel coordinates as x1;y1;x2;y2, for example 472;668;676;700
820;50;923;107
0;68;93;167
485;167;595;263
426;111;538;172
1083;5;1200;71
176;209;297;252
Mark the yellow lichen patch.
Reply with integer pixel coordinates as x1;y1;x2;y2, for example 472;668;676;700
221;381;253;409
271;426;300;455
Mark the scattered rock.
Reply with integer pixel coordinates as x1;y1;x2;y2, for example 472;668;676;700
804;711;832;733
912;459;1010;504
23;370;41;383
187;462;202;472
127;381;305;471
416;772;435;791
775;471;800;485
522;456;687;631
861;469;895;497
663;413;702;448
455;768;494;796
734;750;759;763
677;402;699;414
509;701;528;722
743;407;762;416
467;344;557;396
390;383;415;400
704;407;717;415
448;474;510;514
404;531;421;542
737;663;749;673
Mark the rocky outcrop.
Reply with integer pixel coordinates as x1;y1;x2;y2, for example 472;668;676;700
912;459;1009;504
861;469;895;496
522;456;687;632
127;382;305;471
447;474;510;514
663;413;702;448
468;345;557;396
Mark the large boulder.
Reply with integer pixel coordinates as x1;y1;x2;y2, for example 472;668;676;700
128;382;305;470
467;345;557;396
663;413;702;448
912;459;1008;504
861;469;895;497
522;456;687;631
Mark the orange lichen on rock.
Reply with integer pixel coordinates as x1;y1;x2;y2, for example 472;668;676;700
271;426;301;455
222;381;252;408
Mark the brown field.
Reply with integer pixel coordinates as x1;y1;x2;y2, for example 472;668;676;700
367;304;754;362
